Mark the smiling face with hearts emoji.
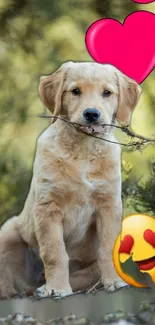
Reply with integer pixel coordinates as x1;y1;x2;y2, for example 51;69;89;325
113;214;155;287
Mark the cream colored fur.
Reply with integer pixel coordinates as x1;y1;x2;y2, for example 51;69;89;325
0;61;141;298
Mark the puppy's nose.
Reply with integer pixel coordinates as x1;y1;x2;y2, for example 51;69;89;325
83;108;101;123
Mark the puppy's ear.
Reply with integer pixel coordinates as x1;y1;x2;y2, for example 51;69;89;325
38;64;67;123
116;72;142;125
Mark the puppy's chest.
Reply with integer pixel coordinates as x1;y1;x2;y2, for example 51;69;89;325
50;152;115;243
54;153;112;191
78;159;107;190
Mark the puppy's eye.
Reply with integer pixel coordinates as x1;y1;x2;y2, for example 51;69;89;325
71;88;81;96
103;90;112;97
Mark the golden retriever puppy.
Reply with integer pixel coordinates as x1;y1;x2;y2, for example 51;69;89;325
0;61;141;298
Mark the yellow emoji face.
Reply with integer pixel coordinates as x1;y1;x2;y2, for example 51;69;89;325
113;214;155;287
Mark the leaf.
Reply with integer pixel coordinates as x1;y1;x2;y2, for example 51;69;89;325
120;255;155;289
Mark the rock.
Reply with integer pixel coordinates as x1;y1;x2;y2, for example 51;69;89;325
0;314;93;325
1;301;155;325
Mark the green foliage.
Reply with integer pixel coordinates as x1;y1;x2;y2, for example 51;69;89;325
121;160;137;216
132;160;155;216
0;144;31;224
122;159;155;217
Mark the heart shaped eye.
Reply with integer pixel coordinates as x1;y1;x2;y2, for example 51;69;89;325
144;229;155;248
119;235;134;254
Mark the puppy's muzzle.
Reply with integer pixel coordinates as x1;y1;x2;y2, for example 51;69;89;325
83;108;101;124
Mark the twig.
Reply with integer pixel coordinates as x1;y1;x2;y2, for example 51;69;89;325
86;278;102;294
37;115;155;151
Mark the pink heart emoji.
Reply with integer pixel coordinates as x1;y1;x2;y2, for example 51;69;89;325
132;0;154;3
85;11;155;83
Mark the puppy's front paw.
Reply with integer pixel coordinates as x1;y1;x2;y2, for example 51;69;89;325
35;284;73;299
103;278;127;293
0;283;17;299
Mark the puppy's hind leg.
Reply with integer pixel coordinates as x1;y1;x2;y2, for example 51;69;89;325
70;261;100;293
0;216;37;298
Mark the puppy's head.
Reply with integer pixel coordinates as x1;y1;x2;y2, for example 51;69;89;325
39;61;141;134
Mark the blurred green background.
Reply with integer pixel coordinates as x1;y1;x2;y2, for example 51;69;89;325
0;0;155;224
